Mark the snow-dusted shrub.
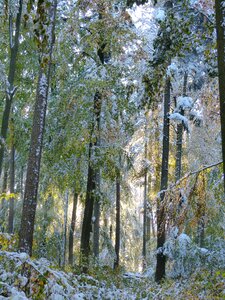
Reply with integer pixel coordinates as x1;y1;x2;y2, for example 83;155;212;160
163;229;210;278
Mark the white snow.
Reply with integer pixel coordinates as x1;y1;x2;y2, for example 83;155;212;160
155;9;165;21
166;62;179;77
177;96;193;110
169;113;189;129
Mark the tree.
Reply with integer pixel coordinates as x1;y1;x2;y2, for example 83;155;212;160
155;76;171;283
69;192;79;265
114;170;121;269
18;0;57;255
80;3;106;268
8;119;15;233
0;0;23;177
175;72;188;182
215;0;225;193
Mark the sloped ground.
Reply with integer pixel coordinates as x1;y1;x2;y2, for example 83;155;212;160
0;250;225;299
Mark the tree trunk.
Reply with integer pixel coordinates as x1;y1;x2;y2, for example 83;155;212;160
142;138;148;271
93;200;100;260
80;16;105;266
8;139;15;233
69;192;78;265
146;173;152;241
93;117;101;261
62;190;69;268
20;166;24;199
155;77;170;283
0;163;8;232
18;0;57;255
39;194;52;258
215;0;225;193
80;91;101;270
114;174;121;269
0;0;23;177
175;72;188;182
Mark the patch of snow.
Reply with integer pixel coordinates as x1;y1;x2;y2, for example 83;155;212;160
177;96;193;110
155;9;165;21
169;113;189;129
166;62;178;77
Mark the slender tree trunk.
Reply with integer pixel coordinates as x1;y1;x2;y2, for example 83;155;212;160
146;174;152;241
62;190;69;268
8;139;15;233
196;175;206;247
175;72;188;182
155;77;171;283
20;166;24;199
18;0;57;255
114;174;121;269
0;163;8;232
215;0;225;192
39;194;52;258
142;138;148;271
110;224;113;240
69;192;78;265
0;0;23;177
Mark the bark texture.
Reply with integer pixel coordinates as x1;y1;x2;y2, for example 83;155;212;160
175;72;188;182
215;0;225;192
155;77;171;283
69;192;78;265
8;140;15;233
142;138;148;270
80;92;101;269
18;0;57;255
114;174;121;269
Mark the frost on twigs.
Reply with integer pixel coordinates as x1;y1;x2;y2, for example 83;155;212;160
169;112;189;131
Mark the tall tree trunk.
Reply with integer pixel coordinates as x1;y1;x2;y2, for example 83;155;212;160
62;190;69;268
80;8;105;266
215;0;225;193
0;0;23;177
20;166;24;199
93;112;101;261
69;192;78;265
175;72;188;182
0;163;9;232
114;173;121;269
93;173;101;260
8;136;15;233
39;194;52;258
146;173;152;241
155;77;171;283
196;175;206;247
142;138;148;271
80;92;101;269
18;0;57;255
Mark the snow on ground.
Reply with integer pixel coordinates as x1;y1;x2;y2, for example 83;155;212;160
0;250;225;299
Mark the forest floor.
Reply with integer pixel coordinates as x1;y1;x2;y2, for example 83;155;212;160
0;250;225;299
